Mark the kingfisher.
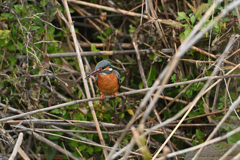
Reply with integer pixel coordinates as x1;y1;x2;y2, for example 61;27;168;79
85;60;121;99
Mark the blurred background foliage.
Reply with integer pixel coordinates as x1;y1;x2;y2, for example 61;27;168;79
1;0;240;159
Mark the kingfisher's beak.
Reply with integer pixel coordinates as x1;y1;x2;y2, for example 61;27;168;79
85;69;102;79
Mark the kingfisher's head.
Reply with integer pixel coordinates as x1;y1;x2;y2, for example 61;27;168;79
85;60;113;79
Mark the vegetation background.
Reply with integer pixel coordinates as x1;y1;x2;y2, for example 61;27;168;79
1;0;240;159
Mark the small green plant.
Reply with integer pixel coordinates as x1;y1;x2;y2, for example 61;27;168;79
129;24;136;33
177;3;210;41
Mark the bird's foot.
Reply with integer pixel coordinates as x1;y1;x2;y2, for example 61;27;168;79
100;94;104;100
114;92;117;98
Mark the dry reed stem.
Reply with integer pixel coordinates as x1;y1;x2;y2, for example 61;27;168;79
191;46;237;66
9;133;23;160
61;0;108;158
16;49;151;59
17;148;31;160
79;42;133;48
67;0;149;19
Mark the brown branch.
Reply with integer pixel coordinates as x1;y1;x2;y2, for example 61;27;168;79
191;46;237;66
79;42;133;48
2;73;240;122
16;49;151;59
7;122;216;129
173;106;240;124
67;0;149;19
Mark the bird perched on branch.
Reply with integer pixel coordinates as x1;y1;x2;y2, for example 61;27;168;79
85;60;121;99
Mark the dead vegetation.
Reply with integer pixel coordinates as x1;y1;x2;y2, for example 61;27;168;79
1;0;240;159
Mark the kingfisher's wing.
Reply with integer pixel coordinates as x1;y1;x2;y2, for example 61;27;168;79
95;74;99;85
113;70;121;87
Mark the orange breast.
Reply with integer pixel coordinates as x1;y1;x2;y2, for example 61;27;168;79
97;72;120;95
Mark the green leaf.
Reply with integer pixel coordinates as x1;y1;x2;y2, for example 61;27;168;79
78;90;82;98
103;27;111;36
0;30;10;39
48;25;55;35
70;138;78;147
113;97;122;105
97;35;106;43
33;17;43;27
186;89;193;98
220;18;230;23
87;134;94;140
171;74;176;83
129;24;136;33
72;113;81;120
8;44;16;51
86;146;93;154
37;27;45;34
0;39;9;47
138;82;143;89
9;55;17;66
62;110;66;116
94;146;102;152
237;86;240;92
40;0;48;6
50;109;59;114
62;155;68;159
179;32;185;43
149;54;155;61
146;66;157;87
43;147;57;160
196;129;204;140
72;151;80;157
190;15;196;24
31;26;41;30
69;8;75;13
176;16;185;21
187;49;195;56
177;12;189;22
1;13;13;19
14;5;23;13
121;76;125;83
78;145;87;151
184;27;191;39
228;131;240;144
66;103;79;109
119;113;125;118
17;41;23;50
103;113;111;122
1;13;12;17
90;43;100;52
